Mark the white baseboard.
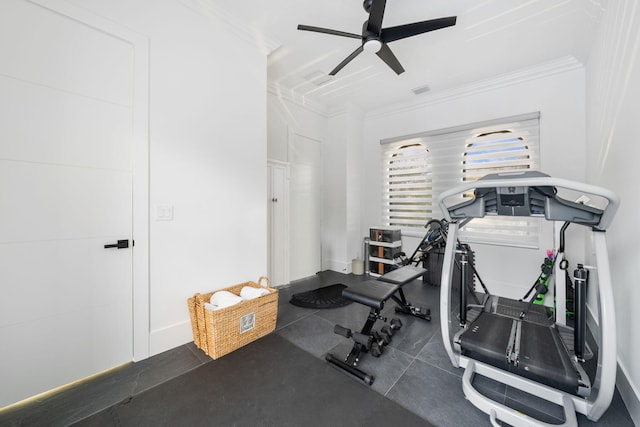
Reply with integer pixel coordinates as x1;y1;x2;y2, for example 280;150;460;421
149;320;193;356
323;259;351;274
617;363;640;425
586;304;639;424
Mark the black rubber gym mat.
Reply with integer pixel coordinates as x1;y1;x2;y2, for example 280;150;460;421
72;334;433;427
289;284;353;308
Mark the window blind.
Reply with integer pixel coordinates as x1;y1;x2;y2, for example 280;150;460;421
381;113;541;247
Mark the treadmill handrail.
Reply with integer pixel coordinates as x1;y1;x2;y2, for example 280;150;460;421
437;174;619;230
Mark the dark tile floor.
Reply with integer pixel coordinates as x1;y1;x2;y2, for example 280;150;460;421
0;271;634;426
273;271;634;427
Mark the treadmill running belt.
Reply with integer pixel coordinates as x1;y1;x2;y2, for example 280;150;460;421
517;321;580;394
459;313;581;395
494;297;553;326
459;313;514;372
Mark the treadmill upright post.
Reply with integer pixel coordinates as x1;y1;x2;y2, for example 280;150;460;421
440;221;460;368
574;265;587;361
459;249;468;326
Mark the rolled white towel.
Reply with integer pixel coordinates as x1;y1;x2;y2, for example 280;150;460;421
240;286;270;300
209;290;243;309
204;302;217;311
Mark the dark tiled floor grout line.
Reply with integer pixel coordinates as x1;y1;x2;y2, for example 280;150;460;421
383;356;415;397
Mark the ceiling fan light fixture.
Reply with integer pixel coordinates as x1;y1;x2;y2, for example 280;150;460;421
363;39;382;53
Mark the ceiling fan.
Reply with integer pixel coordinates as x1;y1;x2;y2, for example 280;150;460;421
298;0;456;76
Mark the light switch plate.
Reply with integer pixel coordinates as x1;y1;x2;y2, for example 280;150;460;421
155;205;174;221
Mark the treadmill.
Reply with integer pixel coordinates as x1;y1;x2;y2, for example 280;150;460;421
436;171;619;427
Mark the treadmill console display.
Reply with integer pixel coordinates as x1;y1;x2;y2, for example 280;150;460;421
498;186;526;206
443;171;610;227
496;186;529;216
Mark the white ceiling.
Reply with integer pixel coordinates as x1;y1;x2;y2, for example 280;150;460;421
195;0;606;113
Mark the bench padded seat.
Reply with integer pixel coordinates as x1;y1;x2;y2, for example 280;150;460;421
342;281;399;310
377;265;427;284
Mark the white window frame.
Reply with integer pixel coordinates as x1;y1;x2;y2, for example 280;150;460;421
381;112;541;247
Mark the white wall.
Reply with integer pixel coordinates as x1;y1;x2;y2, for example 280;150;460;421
322;106;365;273
585;0;640;422
360;59;587;298
324;113;348;271
345;107;365;265
70;0;268;355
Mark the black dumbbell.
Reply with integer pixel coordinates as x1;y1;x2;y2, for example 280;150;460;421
370;342;383;357
372;330;391;346
390;318;403;330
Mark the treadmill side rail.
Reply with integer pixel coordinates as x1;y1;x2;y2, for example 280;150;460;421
462;360;578;427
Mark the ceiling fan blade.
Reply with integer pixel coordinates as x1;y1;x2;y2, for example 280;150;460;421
376;43;404;75
329;45;364;75
366;0;387;35
297;25;362;39
381;16;457;43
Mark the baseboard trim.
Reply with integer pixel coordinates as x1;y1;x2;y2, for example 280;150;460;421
617;363;640;425
323;259;351;274
587;304;638;423
149;320;192;356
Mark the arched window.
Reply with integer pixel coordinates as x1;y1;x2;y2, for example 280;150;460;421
381;113;540;247
383;143;431;228
461;124;539;247
463;130;532;180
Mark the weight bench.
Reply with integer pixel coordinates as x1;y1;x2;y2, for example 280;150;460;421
325;265;429;385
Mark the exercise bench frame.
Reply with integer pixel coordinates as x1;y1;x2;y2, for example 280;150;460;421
325;265;429;385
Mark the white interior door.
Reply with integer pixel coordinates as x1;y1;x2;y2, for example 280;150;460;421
0;0;143;407
289;135;322;281
267;162;289;286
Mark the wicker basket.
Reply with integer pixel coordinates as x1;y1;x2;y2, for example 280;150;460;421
187;277;278;359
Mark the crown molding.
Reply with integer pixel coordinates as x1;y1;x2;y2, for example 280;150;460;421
268;56;584;120
177;0;280;55
365;56;584;119
267;82;329;117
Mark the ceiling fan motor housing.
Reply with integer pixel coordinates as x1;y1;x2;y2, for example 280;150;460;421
298;0;457;75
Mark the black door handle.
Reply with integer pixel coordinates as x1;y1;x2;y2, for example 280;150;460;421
104;239;129;249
